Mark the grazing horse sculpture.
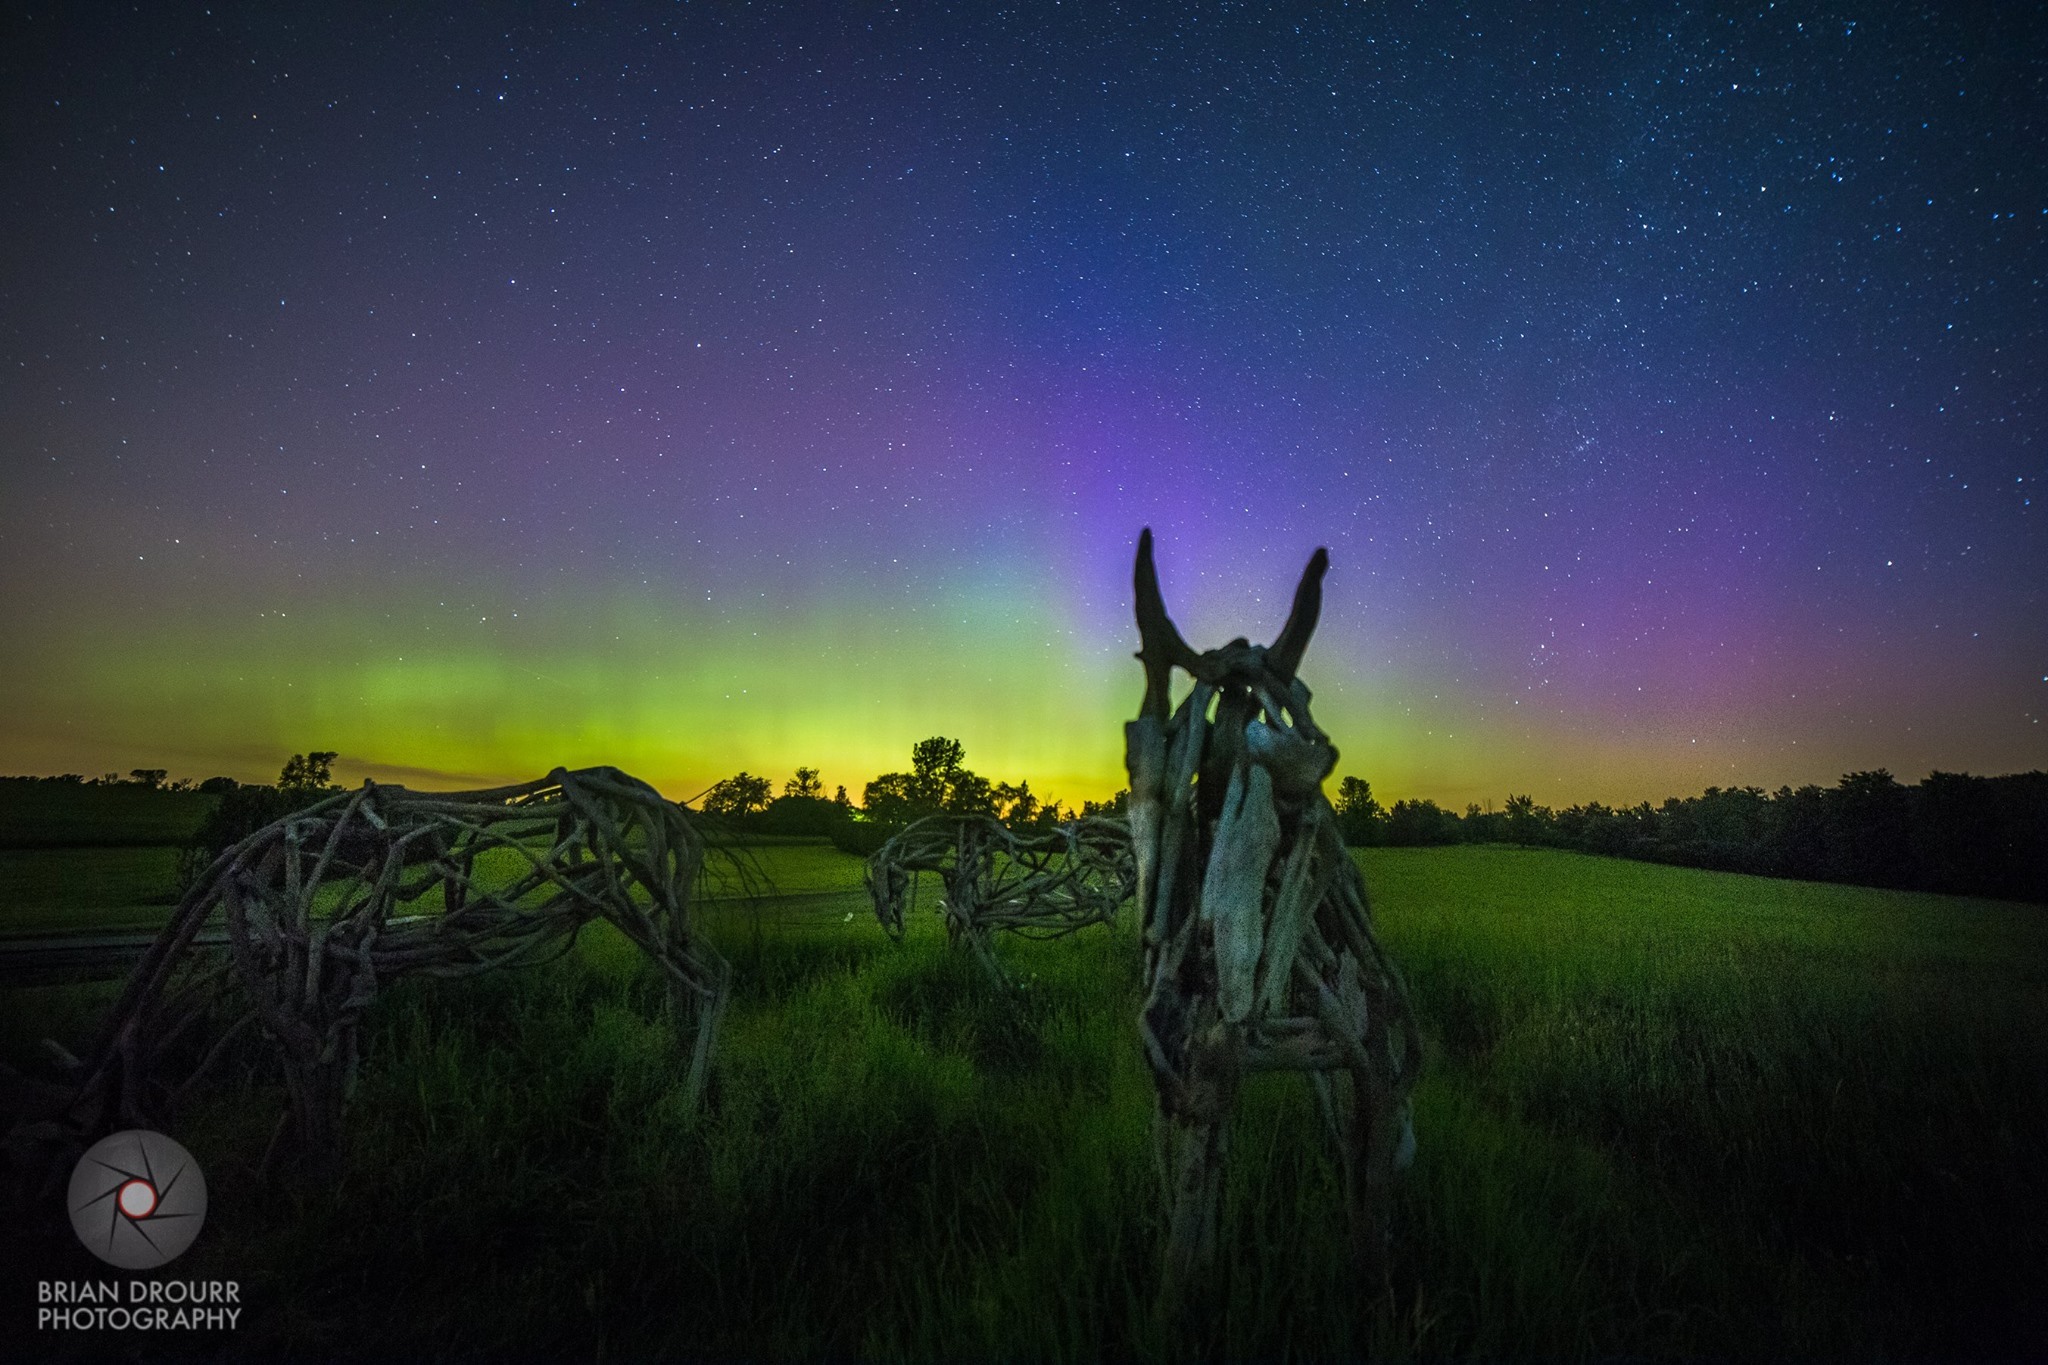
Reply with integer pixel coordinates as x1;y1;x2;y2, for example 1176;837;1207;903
1125;528;1421;1314
866;813;1135;983
65;766;729;1182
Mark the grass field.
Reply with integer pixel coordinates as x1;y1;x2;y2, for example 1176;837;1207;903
2;843;2043;1359
0;780;217;850
0;781;209;937
0;826;869;940
0;847;185;936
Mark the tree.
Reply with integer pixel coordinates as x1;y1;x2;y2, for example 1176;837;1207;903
861;771;923;827
1828;769;1911;887
1080;790;1130;819
1386;798;1459;847
759;792;847;836
993;780;1039;827
701;772;772;820
1555;801;1633;858
945;770;997;818
129;768;168;790
863;737;986;826
179;751;341;889
1503;793;1553;846
1334;776;1384;846
785;767;824;799
279;751;339;795
910;737;966;810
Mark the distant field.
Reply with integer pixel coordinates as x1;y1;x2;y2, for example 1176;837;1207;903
1366;842;2048;1014
0;831;865;941
1;843;2041;1359
0;780;217;849
695;839;870;898
0;847;184;936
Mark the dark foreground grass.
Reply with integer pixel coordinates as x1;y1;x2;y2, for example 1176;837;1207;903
1372;848;2048;1358
2;846;2043;1360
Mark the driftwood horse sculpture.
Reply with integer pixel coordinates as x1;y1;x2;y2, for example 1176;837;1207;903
866;813;1134;983
65;766;729;1182
1125;529;1421;1311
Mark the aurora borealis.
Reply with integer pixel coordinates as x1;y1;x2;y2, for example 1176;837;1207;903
2;4;2041;810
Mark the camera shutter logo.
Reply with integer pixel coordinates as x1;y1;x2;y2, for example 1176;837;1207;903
67;1130;208;1269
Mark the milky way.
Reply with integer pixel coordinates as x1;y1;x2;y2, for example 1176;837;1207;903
2;3;2041;808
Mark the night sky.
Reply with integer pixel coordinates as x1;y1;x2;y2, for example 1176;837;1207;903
2;2;2042;811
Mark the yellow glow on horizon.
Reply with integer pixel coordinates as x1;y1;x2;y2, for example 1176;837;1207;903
0;580;1923;814
4;586;1143;804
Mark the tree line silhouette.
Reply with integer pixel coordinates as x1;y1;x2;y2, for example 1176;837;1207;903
690;738;1118;855
15;749;2044;905
1332;770;2048;905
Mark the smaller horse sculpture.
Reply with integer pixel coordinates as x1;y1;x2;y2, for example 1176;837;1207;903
866;814;1135;983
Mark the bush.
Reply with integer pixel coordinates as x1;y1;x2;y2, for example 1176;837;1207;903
829;820;898;858
177;751;341;888
757;794;850;838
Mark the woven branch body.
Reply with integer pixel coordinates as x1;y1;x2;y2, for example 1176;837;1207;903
1126;529;1422;1315
867;814;1135;982
69;766;730;1181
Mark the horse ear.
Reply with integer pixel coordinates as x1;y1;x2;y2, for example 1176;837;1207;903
1267;547;1328;680
1133;528;1202;719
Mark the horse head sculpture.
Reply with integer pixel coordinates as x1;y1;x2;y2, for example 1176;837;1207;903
1124;528;1420;1314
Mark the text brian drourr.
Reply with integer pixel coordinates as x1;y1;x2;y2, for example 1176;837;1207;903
38;1280;241;1331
